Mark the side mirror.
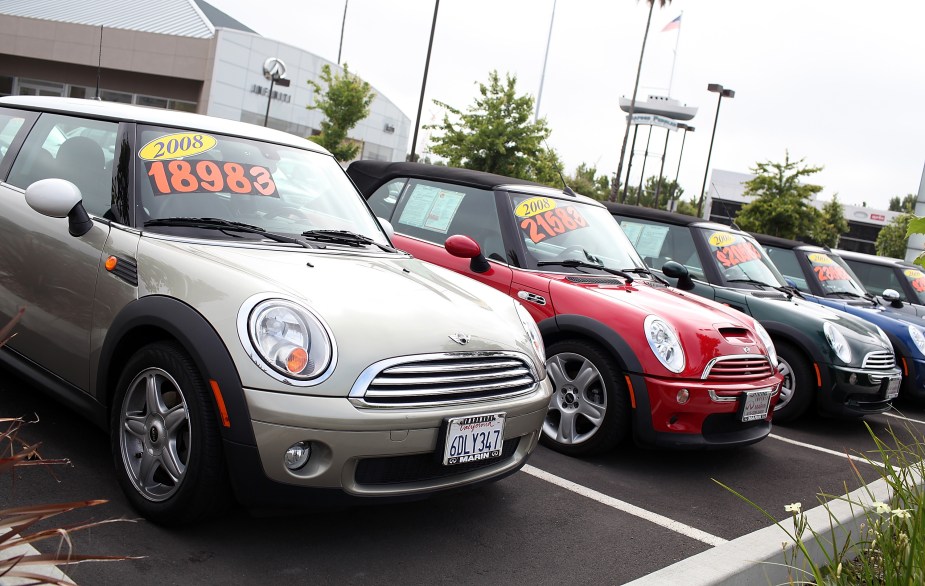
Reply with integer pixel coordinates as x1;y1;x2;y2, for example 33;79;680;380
661;260;694;290
25;178;92;237
445;234;490;274
377;216;395;240
882;288;904;308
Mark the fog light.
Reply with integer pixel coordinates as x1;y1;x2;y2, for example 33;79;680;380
284;441;312;470
848;373;858;385
676;389;690;404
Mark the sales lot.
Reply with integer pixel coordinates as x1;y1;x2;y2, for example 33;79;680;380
3;373;925;585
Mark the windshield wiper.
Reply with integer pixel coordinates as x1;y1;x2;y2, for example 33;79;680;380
536;259;633;283
301;229;396;252
144;217;312;248
621;267;668;285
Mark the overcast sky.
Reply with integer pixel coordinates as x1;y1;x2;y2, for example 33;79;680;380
206;0;925;211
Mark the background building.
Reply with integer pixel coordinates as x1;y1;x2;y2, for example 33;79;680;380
702;169;902;254
0;0;410;163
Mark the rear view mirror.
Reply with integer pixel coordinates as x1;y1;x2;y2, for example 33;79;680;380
662;261;694;290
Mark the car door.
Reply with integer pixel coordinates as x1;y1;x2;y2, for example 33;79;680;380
367;177;515;296
0;110;118;391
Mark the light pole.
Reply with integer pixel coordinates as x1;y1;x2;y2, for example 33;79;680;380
409;0;440;162
667;123;693;210
337;0;349;65
535;0;556;122
697;83;734;217
262;57;290;127
652;126;672;208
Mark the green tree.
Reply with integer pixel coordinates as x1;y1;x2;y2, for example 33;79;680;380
734;152;823;239
306;63;375;162
426;71;551;181
879;213;913;258
814;196;849;248
888;194;916;213
567;163;611;200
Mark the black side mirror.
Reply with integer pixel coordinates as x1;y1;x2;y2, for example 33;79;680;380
662;261;694;290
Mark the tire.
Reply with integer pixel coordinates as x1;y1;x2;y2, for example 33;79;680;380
110;341;229;526
772;341;815;423
540;339;630;456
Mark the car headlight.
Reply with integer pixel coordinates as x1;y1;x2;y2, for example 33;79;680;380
515;302;546;376
752;321;778;366
823;321;852;364
239;297;334;384
644;315;685;373
908;325;925;357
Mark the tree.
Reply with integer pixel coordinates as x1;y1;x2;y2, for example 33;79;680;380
426;70;552;181
814;196;848;248
306;63;375;162
611;0;672;202
878;213;913;258
567;163;611;200
888;194;916;213
734;152;823;239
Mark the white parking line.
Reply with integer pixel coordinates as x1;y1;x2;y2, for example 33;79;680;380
882;411;925;426
768;434;884;468
522;464;728;547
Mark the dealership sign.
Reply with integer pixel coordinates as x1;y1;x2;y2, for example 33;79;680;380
630;113;678;131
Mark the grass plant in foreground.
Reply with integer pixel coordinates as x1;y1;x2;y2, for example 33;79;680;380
716;419;924;585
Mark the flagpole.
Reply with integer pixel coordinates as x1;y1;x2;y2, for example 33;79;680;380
667;11;682;97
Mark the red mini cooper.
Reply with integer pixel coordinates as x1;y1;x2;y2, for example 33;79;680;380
348;162;783;454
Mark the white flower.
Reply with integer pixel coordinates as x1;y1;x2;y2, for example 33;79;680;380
871;501;891;515
785;502;802;513
892;508;912;520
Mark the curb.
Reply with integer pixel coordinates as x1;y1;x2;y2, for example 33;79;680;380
624;477;892;586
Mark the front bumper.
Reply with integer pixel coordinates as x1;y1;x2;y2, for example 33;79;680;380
899;355;925;401
224;380;551;506
628;372;782;449
818;364;902;417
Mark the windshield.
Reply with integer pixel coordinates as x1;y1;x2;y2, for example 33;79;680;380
803;251;869;296
698;228;787;287
509;193;645;273
135;126;387;244
901;267;925;304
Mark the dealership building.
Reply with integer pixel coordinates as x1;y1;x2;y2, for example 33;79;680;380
0;0;411;162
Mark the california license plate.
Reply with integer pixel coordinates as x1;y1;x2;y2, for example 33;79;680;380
885;377;901;400
740;389;774;422
443;413;506;466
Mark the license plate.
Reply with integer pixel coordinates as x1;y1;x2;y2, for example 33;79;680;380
740;389;774;422
885;377;901;400
443;413;506;466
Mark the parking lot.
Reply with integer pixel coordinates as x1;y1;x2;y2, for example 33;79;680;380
4;372;924;585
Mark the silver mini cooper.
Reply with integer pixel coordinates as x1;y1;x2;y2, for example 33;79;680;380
0;97;552;525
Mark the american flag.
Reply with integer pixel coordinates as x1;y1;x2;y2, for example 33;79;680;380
661;15;682;32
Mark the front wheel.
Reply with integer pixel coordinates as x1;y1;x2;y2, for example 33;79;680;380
772;341;814;423
540;340;629;456
110;341;229;525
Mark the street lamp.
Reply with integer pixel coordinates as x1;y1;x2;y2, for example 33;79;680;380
666;123;693;210
409;0;440;162
262;57;290;128
696;83;734;217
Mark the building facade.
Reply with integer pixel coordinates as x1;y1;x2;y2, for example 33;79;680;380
0;0;410;163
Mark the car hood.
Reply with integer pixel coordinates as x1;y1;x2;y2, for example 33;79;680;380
137;240;538;395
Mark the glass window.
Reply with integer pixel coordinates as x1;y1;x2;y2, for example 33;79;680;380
618;217;704;280
168;100;197;113
0;76;13;97
763;246;809;292
137;96;169;109
801;251;868;296
99;90;132;104
136;125;387;244
0;111;27;162
844;260;900;297
367;179;406;220
899;267;925;304
7;113;118;217
698;227;786;287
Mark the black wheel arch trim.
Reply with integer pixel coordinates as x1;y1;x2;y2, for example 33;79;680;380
538;314;643;373
761;320;826;365
99;295;256;446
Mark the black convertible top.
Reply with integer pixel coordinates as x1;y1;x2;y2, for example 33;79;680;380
750;232;825;251
605;202;719;228
347;160;545;196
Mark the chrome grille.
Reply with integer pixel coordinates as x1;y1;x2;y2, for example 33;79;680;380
863;350;896;370
702;355;774;380
349;352;538;408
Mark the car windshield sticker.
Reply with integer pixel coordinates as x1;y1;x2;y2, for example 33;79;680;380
707;231;761;268
514;197;557;218
145;160;279;197
807;253;852;282
621;222;669;259
904;268;925;292
517;204;588;243
138;133;217;161
398;184;465;233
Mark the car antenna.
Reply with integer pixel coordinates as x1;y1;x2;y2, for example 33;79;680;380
544;140;576;197
711;182;741;230
95;25;103;100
